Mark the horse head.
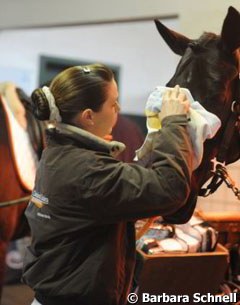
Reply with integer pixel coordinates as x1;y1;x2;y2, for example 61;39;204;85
155;6;240;191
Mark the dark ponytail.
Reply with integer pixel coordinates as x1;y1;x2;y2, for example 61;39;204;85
31;88;50;120
31;63;114;123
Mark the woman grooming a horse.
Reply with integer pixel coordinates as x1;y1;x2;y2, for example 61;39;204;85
22;63;196;305
0;5;238;303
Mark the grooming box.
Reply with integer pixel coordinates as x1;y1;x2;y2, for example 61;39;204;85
136;243;228;304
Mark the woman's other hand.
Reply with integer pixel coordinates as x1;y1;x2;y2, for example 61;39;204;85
159;85;190;121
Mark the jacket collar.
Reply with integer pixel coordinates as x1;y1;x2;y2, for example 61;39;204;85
48;122;126;158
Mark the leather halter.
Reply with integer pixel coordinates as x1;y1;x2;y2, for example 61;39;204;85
199;72;240;198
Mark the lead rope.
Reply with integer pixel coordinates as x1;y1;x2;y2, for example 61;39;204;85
199;160;240;200
0;195;31;208
214;163;240;200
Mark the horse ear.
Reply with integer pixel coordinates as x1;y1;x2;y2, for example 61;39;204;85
154;20;191;56
221;6;240;53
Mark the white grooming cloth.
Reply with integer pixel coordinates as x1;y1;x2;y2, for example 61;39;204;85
135;86;221;169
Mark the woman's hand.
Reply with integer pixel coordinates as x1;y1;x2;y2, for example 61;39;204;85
159;85;190;121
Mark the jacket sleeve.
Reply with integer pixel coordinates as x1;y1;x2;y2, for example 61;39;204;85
162;186;198;224
79;115;194;224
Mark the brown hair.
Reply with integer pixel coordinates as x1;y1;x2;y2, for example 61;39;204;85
31;63;114;123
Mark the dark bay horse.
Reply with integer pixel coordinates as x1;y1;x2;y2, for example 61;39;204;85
0;83;44;299
155;6;240;196
136;8;240;295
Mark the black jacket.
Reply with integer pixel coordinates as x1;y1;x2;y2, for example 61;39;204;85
22;115;195;305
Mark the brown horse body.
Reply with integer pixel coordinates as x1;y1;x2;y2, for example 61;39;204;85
0;85;45;299
0;105;30;297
